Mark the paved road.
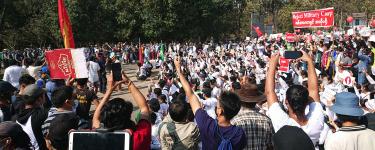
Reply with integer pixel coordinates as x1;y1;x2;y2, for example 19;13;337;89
95;62;159;110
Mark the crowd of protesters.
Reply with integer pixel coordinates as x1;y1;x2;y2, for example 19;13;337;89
1;28;375;150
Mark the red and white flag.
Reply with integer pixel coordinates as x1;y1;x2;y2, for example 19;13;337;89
45;48;88;79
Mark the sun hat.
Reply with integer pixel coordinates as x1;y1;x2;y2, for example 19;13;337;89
332;92;364;116
236;77;266;103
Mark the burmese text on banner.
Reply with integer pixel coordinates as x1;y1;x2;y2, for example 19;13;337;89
292;7;334;28
45;48;88;79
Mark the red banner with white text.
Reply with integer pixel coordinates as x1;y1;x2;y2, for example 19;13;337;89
45;48;88;79
292;8;334;28
279;58;290;73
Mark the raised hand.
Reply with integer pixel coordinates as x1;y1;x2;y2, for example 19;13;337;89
297;50;312;62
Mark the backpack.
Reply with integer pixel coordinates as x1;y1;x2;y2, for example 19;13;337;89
214;120;240;150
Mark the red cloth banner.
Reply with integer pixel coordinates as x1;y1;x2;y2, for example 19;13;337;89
58;0;75;48
292;7;334;28
279;58;290;73
46;49;88;79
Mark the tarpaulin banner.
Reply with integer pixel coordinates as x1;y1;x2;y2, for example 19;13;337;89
45;48;88;79
279;58;290;73
292;7;334;28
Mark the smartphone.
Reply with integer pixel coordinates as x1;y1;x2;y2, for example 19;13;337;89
284;51;303;59
111;63;123;81
69;131;131;150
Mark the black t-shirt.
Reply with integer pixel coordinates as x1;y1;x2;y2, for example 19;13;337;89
76;88;97;120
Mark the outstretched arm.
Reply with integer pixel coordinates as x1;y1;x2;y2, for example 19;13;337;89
174;57;201;114
298;50;320;102
123;71;150;115
265;54;279;107
92;72;124;128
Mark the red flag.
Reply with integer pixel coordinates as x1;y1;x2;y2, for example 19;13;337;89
139;45;144;65
252;25;263;37
58;0;75;48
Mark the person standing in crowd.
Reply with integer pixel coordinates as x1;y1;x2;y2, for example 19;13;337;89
200;88;218;119
96;52;107;93
45;113;79;150
265;51;324;146
15;84;48;150
3;59;26;89
324;92;375;150
354;48;371;85
231;77;274;150
174;57;246;150
75;78;98;128
159;94;200;150
42;86;76;136
87;56;101;94
12;74;36;119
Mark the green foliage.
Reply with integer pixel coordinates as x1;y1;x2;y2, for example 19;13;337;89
0;0;374;49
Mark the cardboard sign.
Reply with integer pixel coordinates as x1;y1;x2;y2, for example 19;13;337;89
45;48;88;79
279;58;290;73
285;32;296;42
292;7;334;28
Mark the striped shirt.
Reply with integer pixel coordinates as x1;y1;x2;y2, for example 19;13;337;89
41;108;75;136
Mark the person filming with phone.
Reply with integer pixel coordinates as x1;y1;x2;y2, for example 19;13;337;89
265;50;325;148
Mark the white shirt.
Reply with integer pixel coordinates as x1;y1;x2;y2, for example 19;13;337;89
211;87;221;99
159;103;169;116
268;102;325;145
151;124;161;149
87;61;100;82
3;65;25;89
27;66;42;79
199;97;217;119
334;70;351;84
325;125;375;150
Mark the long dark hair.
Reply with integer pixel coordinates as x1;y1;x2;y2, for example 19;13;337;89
100;98;136;131
286;85;309;120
